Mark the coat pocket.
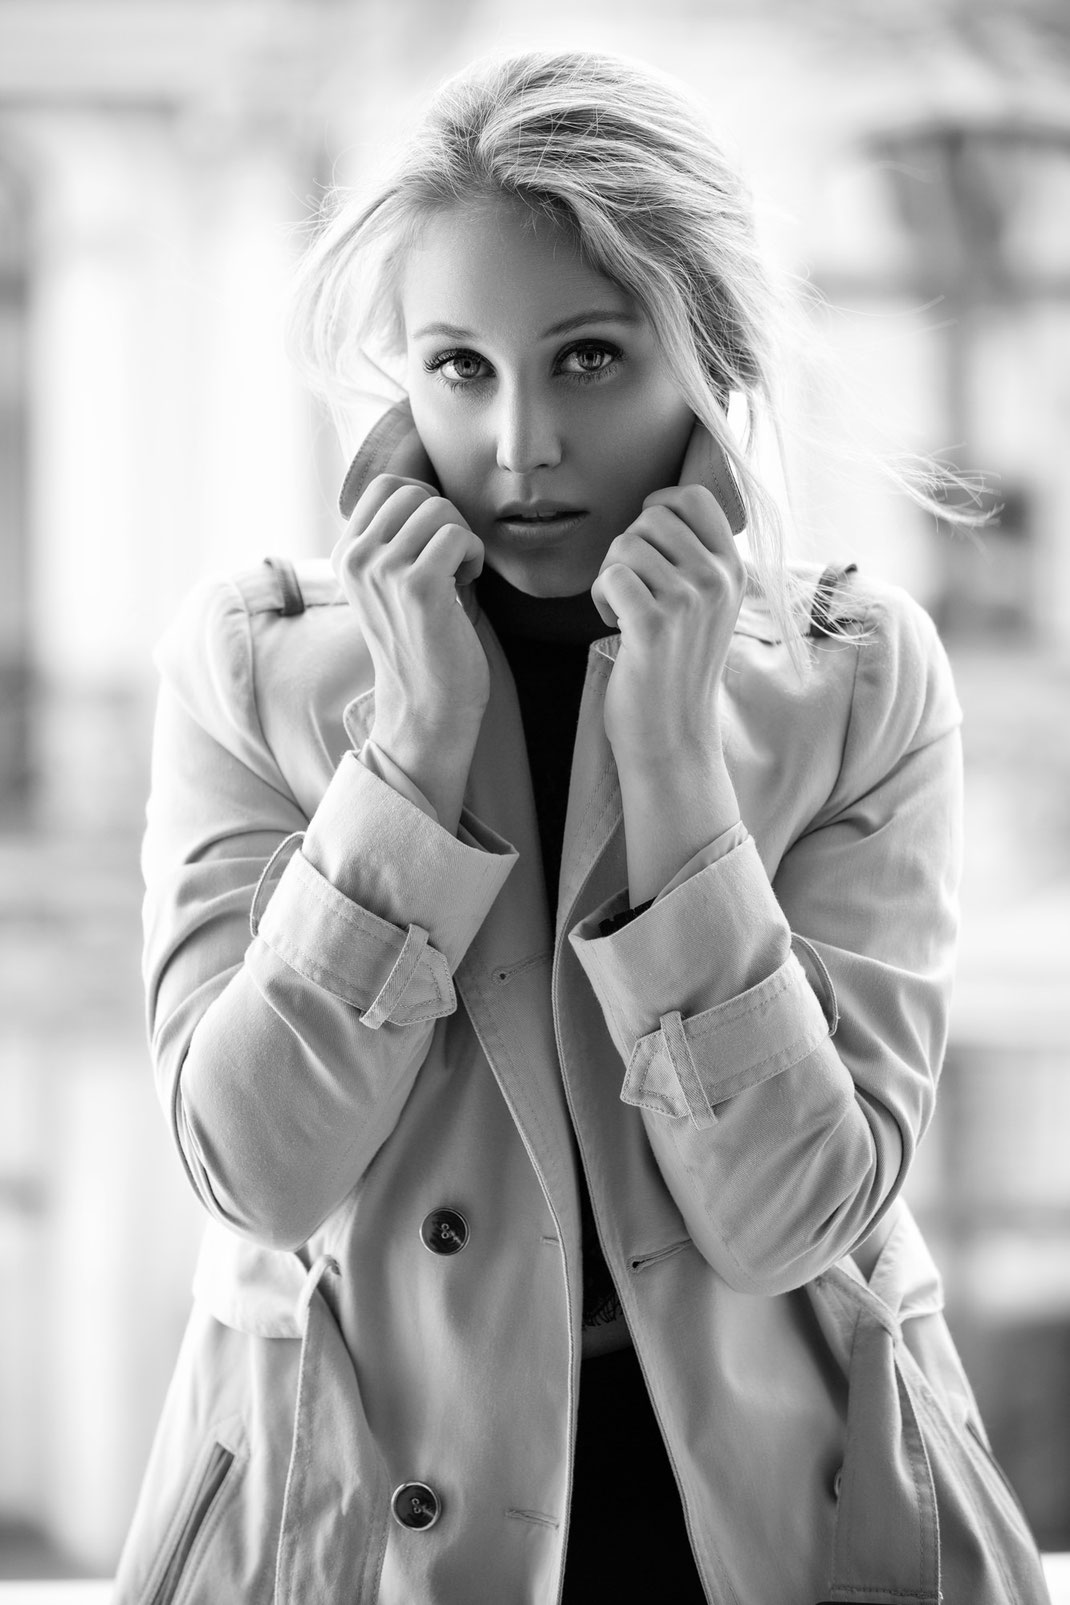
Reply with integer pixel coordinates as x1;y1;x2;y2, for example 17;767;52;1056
114;1305;296;1605
810;1208;1051;1605
145;1438;237;1605
896;1335;1050;1603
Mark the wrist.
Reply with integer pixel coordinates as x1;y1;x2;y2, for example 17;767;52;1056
611;719;726;780
615;735;731;803
369;713;482;838
616;746;740;907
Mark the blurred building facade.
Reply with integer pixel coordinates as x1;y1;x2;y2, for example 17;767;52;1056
1;0;1068;1575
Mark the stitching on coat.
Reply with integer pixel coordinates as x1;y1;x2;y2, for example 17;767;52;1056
673;955;797;1038
899;1355;941;1597
165;1443;244;1601
260;859;453;1021
506;1507;561;1528
626;964;829;1118
630;1240;690;1272
455;964;567;1209
661;1010;717;1127
492;949;553;985
249;831;306;938
622;1080;681;1119
827;1590;934;1601
268;929;451;1024
833;594;873;802
626;951;800;1076
361;923;431;1030
558;695;622;921
224;578;297;804
900;1346;1030;1595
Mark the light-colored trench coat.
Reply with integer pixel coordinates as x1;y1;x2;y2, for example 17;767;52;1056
116;556;1049;1604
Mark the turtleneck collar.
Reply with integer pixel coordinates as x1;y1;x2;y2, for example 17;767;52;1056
475;564;617;646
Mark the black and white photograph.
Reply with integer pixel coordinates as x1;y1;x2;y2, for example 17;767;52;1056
1;2;1069;1601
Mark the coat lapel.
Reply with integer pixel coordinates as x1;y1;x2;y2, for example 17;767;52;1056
451;615;583;1281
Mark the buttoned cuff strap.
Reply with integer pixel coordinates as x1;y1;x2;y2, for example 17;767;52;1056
360;921;431;1030
620;948;832;1128
257;848;455;1026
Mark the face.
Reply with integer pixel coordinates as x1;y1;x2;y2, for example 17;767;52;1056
400;196;694;596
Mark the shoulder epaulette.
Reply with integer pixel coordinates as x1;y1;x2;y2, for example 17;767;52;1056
234;557;344;616
263;556;305;615
809;563;862;639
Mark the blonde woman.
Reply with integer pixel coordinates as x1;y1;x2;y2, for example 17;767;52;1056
118;50;1049;1605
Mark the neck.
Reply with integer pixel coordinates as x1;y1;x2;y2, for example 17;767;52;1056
476;564;614;645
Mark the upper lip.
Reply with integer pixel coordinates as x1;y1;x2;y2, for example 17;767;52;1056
496;501;585;519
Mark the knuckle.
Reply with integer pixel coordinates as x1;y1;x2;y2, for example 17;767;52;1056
405;570;435;603
379;473;428;499
332;532;367;580
695;557;728;590
677;481;712;514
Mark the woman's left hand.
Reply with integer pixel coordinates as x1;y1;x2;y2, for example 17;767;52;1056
591;483;745;774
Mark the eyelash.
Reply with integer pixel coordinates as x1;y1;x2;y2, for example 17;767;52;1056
423;340;624;391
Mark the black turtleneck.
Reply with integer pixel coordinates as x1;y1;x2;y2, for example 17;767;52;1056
475;565;614;916
475;564;623;1335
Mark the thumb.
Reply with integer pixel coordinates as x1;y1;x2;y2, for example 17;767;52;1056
453;527;485;588
589;570;619;630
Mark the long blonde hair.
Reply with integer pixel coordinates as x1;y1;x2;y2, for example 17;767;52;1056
288;48;964;663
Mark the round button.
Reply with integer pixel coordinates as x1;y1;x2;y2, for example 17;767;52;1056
420;1207;469;1256
391;1480;442;1530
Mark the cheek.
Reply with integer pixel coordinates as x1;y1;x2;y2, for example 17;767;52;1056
409;395;482;499
600;398;693;502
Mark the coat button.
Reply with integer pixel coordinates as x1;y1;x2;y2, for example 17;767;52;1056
391;1481;442;1530
420;1207;469;1256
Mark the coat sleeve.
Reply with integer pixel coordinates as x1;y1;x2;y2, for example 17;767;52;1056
142;576;516;1251
568;587;962;1296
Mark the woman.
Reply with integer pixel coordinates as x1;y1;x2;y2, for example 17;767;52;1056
117;49;1050;1605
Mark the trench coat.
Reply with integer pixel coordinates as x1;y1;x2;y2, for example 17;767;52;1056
116;555;1050;1604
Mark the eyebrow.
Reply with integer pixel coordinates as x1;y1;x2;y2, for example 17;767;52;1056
410;309;640;341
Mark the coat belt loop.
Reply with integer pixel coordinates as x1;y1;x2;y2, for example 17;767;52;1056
249;832;305;938
275;1254;340;1605
295;1254;340;1329
790;932;839;1036
824;1310;942;1604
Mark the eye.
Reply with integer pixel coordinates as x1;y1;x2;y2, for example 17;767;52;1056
557;340;623;383
423;348;492;387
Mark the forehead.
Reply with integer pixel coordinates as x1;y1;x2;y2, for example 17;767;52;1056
399;196;634;340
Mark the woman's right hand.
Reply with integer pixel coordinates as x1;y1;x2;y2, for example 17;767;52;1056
331;475;489;833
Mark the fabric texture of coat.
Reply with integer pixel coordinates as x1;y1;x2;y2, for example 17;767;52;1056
116;554;1050;1604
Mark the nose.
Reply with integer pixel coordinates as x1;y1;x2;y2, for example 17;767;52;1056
494;384;562;475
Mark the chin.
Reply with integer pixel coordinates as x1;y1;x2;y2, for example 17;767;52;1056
487;558;590;597
485;551;596;599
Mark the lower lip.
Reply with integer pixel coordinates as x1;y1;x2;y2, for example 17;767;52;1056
495;513;589;545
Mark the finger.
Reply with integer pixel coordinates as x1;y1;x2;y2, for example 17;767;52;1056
412;522;485;588
590;562;656;632
332;479;432;577
614;504;705;570
642;483;736;556
599;528;680;598
350;474;435;536
381;495;477;563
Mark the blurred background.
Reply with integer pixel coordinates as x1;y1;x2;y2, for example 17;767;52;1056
1;0;1069;1581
